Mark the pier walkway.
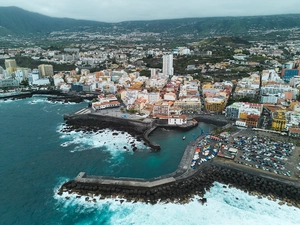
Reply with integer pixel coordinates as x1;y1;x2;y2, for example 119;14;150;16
74;108;91;115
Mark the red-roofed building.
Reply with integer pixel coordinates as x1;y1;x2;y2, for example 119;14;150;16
246;114;260;127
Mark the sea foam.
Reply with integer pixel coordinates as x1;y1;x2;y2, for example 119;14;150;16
58;124;150;159
54;182;300;225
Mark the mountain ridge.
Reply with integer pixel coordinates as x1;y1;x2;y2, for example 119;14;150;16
1;6;300;36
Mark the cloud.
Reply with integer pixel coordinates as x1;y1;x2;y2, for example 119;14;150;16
0;0;299;22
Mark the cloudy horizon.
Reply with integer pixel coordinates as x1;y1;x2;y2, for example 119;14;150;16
0;0;299;23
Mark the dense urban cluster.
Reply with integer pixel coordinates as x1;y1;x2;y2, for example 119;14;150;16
1;35;300;135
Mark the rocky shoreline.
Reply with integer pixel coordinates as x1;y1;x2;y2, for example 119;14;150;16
58;163;300;208
61;114;162;150
62;113;198;151
0;90;98;103
0;92;33;100
47;95;85;103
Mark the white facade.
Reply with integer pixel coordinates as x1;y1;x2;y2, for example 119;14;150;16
54;75;65;87
164;92;176;101
123;90;139;107
28;70;40;85
261;84;299;99
148;92;160;103
168;116;187;125
260;95;278;104
33;78;50;86
14;70;24;84
150;68;156;78
163;54;173;76
236;120;247;127
60;84;71;92
290;76;300;87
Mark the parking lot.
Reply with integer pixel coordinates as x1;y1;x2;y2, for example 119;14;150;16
227;128;300;179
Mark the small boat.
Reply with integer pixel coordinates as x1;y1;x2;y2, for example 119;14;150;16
182;136;186;140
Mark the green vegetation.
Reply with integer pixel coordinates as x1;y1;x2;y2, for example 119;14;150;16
139;70;151;77
0;6;109;36
213;127;223;135
127;108;137;114
195;36;250;47
19;79;29;87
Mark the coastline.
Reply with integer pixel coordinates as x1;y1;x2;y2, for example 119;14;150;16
7;95;296;208
0;90;98;103
0;92;33;100
59;161;300;207
62;109;198;151
58;126;300;207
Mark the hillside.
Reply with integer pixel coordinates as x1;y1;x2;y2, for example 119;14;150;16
0;7;300;37
0;6;109;35
196;37;250;47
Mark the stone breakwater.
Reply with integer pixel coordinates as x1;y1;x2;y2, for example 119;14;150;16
62;114;161;150
59;163;300;207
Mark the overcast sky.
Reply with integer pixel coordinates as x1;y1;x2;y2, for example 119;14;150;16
0;0;299;22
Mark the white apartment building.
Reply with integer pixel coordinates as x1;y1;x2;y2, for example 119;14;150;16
164;92;176;101
290;76;300;87
148;92;160;103
14;70;24;84
261;84;299;99
162;54;173;76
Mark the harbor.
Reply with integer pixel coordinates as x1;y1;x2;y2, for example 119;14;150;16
59;110;300;207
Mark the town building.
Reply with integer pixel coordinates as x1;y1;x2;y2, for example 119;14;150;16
281;69;300;82
162;54;173;76
204;97;226;113
0;79;19;88
288;128;300;138
92;94;120;110
38;64;54;77
174;96;201;114
4;59;17;74
271;110;287;131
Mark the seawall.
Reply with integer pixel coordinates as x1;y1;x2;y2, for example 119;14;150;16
193;115;228;126
59;162;300;206
64;113;150;133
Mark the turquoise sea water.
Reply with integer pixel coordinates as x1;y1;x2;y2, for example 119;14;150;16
0;97;299;225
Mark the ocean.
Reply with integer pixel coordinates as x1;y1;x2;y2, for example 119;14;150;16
0;96;299;225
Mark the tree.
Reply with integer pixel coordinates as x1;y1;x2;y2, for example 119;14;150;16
140;70;151;77
127;108;137;114
20;79;29;87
